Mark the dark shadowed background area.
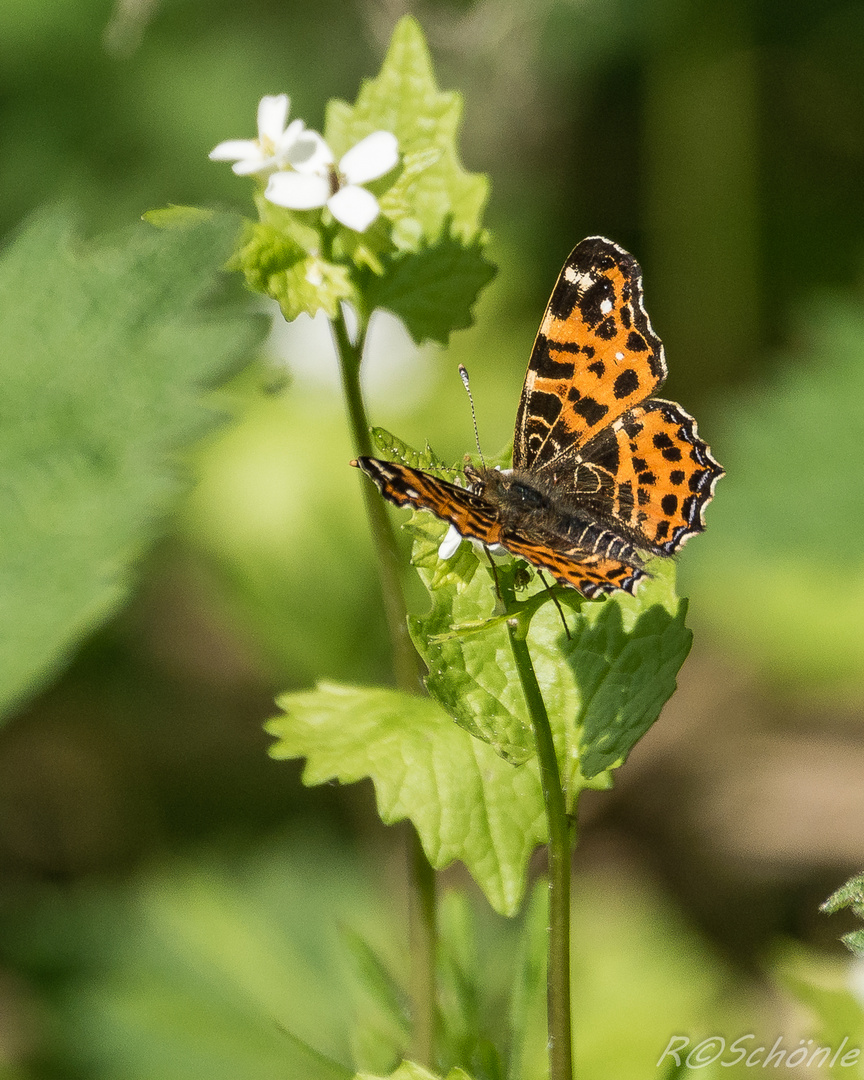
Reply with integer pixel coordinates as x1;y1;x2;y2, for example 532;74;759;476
2;1;864;1076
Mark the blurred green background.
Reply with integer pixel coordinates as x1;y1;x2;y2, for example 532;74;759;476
3;0;864;1076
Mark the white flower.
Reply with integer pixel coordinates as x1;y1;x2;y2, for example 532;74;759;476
265;130;399;232
209;94;319;176
438;524;463;560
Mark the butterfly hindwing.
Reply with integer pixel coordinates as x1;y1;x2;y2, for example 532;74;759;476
572;399;725;555
514;237;666;471
497;529;647;596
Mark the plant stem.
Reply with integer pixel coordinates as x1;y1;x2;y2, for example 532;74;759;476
505;602;574;1080
331;306;435;1067
409;828;437;1065
332;308;425;694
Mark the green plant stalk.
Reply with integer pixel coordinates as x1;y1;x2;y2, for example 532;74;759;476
331;306;436;1067
332;309;424;693
505;599;574;1080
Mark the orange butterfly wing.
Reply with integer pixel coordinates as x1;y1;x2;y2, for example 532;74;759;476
514;237;665;470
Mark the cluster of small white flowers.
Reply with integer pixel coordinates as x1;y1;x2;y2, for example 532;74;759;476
209;94;399;233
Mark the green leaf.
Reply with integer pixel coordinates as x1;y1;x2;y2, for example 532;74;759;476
574;560;693;778
231;215;354;320
407;512;692;799
0;207;265;720
267;684;546;916
362;232;497;346
322;16;495;345
822;872;864;955
324;16;489;246
370;427;460;477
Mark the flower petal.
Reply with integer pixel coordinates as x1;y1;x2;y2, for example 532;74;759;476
276;118;305;154
257;94;290;141
327;185;380;232
438;524;463;560
266;170;330;209
208;139;260;162
288;130;334;173
339;131;399;185
232;155;273;176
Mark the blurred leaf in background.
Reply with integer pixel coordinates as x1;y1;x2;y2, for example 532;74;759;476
0;830;763;1080
682;295;864;694
0;208;265;721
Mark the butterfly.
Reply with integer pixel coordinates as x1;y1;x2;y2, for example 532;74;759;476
352;237;724;597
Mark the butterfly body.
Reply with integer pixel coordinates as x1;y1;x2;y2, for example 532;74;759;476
353;237;724;598
463;463;646;570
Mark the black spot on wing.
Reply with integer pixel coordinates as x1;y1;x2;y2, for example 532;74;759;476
613;369;639;399
572;394;609;426
579;278;615;328
547;275;579;320
533;336;576;378
529;390;561;424
595;316;617;340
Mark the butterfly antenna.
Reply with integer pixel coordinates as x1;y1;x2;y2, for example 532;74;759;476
458;364;486;469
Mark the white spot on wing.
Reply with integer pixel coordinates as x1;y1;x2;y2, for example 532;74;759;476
600;299;613;315
615;351;624;360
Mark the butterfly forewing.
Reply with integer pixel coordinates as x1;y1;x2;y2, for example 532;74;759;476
514;237;666;471
353;457;504;547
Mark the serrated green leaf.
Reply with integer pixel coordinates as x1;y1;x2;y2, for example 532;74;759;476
823;872;864;955
267;684;546;916
363;233;497;346
574;560;692;778
324;17;489;246
823;872;864;916
231;217;353;320
842;930;864;956
407;513;692;799
0;207;264;720
370;427;459;477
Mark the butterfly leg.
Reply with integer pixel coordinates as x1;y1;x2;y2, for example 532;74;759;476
483;546;504;602
536;569;572;640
